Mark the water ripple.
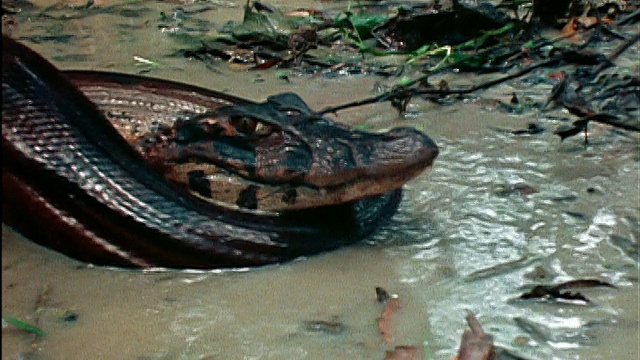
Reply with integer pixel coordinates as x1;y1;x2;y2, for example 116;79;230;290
379;125;639;359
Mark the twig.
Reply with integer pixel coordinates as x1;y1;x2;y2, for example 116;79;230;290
616;9;640;26
33;285;51;314
420;58;559;96
318;57;559;114
608;33;640;61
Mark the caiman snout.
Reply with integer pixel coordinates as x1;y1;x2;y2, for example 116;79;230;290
367;126;439;174
304;125;439;190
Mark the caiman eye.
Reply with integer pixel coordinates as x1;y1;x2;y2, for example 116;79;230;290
254;122;272;136
230;116;273;137
284;109;301;117
231;116;257;134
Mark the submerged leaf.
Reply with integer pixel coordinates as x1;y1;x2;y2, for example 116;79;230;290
303;319;345;334
519;278;615;304
385;345;424;360
520;285;590;303
3;316;47;336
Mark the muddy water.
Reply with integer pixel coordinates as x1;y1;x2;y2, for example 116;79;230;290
2;1;639;359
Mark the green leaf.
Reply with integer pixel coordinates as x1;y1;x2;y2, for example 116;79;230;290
3;316;47;336
397;76;412;86
275;71;289;79
354;124;374;131
341;13;388;39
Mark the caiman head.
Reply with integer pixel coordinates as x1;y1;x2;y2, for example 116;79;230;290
137;93;439;212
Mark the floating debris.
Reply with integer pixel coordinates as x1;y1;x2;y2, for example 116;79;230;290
519;278;616;304
303;319;345;335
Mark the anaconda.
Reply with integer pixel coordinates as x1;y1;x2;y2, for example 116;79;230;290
2;36;439;269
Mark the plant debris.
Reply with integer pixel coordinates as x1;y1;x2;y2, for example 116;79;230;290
372;3;511;52
303;319;345;335
373;287;432;359
376;286;400;343
519;278;616;304
384;345;423;360
152;0;640;142
494;183;540;197
454;313;496;360
375;286;391;302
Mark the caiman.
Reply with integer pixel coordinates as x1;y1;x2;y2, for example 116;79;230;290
2;36;439;269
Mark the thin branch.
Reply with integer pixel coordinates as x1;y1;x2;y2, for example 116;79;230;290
609;32;640;61
318;57;559;114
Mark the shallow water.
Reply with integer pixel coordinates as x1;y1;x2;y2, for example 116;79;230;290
2;1;639;359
